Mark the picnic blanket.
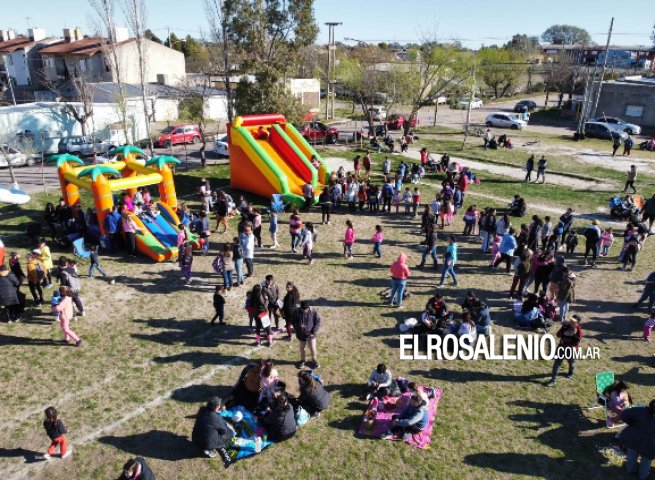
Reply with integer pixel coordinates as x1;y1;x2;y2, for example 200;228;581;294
357;387;443;449
219;405;274;463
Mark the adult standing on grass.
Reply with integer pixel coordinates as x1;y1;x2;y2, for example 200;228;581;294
118;457;156;480
52;286;82;347
0;265;21;323
26;253;45;305
482;128;493;150
623;134;634;156
494;228;518;273
546;314;582;387
623;165;638;194
525;154;535;182
583;220;601;267
289;209;303;253
620;399;655;479
555;267;575;321
214;192;230;234
633;271;655;313
612;136;622;157
389;253;410;308
363;151;372;180
559;208;575;241
319;188;331;225
641;194;655;234
302;181;314;212
292;300;321;369
353;155;361;177
534;155;547;184
282;282;301;340
37;238;54;288
419;222;439;270
240;223;255;278
439;235;459;287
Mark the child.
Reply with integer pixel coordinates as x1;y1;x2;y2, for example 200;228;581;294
392;189;402;214
179;242;193;285
299;222;315;265
565;231;578;254
269;211;279;249
42;406;71;460
599;227;614;257
372;225;383;258
88;245;114;283
258;359;279;405
490;235;501;267
51;290;62;320
541;216;552;250
252;209;263;248
402;188;412;214
245;290;255;331
343;220;355;259
644;313;655;341
211;286;226;325
411;187;421;217
51;287;81;346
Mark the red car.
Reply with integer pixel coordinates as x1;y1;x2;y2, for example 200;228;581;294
154;125;202;148
295;122;339;144
386;114;418;130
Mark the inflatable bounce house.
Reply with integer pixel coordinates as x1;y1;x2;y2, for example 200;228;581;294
228;114;332;207
48;147;195;262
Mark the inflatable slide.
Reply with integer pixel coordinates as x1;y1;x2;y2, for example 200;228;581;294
228;114;333;207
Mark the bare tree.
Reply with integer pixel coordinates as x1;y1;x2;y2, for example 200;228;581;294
121;0;153;153
177;78;217;168
88;0;131;144
204;0;233;122
40;74;94;136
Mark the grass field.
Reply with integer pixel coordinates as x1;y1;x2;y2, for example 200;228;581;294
1;129;654;480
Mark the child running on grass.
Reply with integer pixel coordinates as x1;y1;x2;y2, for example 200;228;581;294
88;245;114;283
51;286;81;347
210;286;226;325
343;220;356;259
179;242;193;285
372;225;383;258
42;406;71;460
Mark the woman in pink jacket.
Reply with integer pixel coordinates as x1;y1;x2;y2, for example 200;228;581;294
389;253;410;308
343;220;356;259
52;286;81;347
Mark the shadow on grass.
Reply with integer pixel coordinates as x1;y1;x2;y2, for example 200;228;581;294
0;447;45;463
99;430;197;461
172;383;233;404
153;351;248;370
133;318;252;349
0;334;66;347
411;368;549;385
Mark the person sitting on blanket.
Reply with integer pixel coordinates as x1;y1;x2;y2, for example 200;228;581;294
605;380;632;427
407;382;437;404
366;364;399;401
228;361;265;411
262;391;297;442
192;397;233;460
297;370;331;418
381;394;429;441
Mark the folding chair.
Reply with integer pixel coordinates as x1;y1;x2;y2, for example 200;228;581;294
72;237;91;262
589;371;614;410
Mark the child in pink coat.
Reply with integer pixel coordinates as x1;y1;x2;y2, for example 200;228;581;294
343;220;356;259
490;235;501;266
643;313;655;341
598;227;614;257
371;225;384;258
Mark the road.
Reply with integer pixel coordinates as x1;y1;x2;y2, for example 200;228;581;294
0;143;225;194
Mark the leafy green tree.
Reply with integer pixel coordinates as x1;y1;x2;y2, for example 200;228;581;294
165;32;184;52
504;34;540;53
477;48;528;98
223;0;318;118
542;25;592;45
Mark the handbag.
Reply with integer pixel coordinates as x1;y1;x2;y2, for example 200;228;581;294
258;312;271;328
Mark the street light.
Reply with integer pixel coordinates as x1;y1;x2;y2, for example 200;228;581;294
324;22;341;120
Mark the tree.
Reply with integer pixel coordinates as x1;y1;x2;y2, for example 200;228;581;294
477;48;528;98
504;34;540;53
204;0;233;122
177;77;216;168
542;25;592;45
222;0;318;118
41;75;94;136
165;32;184;52
400;43;474;133
144;28;162;43
88;0;131;144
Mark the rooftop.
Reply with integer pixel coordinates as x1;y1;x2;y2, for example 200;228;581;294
39;37;133;57
0;37;36;53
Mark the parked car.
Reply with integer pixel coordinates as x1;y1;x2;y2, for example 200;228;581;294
589;116;641;135
154;125;202;148
57;136;113;157
367;106;387;121
584;122;630;141
214;135;229;157
513;100;538;112
459;97;483;110
0;145;36;167
485;112;527;130
296;121;339;144
385;114;418;130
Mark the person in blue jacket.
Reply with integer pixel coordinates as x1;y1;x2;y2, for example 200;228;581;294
381;394;429;440
493;228;518;273
438;235;458;286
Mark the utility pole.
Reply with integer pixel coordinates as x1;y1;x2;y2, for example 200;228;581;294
167;26;171;48
222;6;232;122
324;22;341;120
461;63;476;150
590;17;614;118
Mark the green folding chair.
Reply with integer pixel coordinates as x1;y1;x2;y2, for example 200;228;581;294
589;371;614;410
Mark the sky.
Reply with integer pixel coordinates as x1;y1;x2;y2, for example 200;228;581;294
1;0;653;48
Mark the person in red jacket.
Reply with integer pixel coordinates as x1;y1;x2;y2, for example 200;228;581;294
547;315;582;387
389;253;410;308
458;173;469;205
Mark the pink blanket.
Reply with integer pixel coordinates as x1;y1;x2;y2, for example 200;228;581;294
357;387;443;449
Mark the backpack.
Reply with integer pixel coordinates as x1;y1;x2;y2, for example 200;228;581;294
584;227;599;243
212;255;224;274
61;269;81;292
295;406;310;427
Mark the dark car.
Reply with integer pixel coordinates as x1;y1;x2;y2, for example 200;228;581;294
296;121;339;144
386;114;418;130
584;122;629;141
513;100;538;112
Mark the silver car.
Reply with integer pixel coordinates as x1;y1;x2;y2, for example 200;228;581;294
590;116;641;135
57;136;113;157
0;145;36;168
